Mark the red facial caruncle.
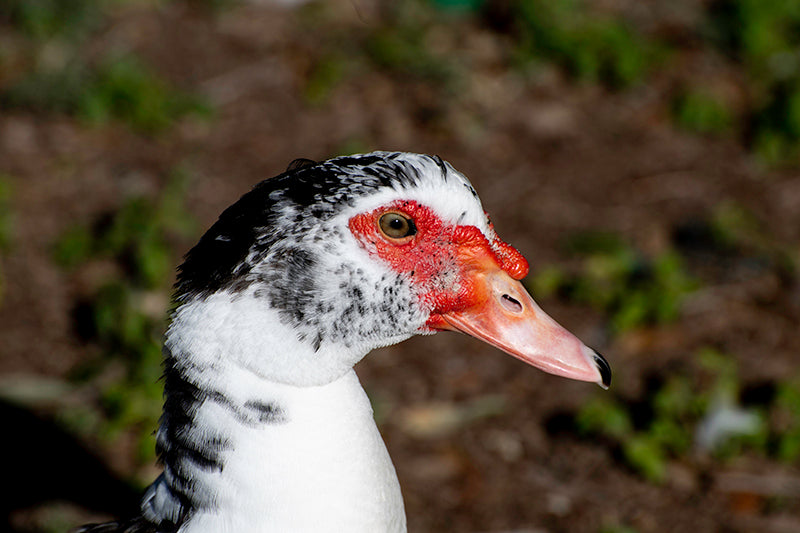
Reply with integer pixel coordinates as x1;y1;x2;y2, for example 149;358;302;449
348;199;611;389
348;200;528;326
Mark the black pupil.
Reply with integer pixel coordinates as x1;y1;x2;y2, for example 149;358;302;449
380;213;415;238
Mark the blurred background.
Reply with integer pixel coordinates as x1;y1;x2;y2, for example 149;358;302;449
0;0;799;531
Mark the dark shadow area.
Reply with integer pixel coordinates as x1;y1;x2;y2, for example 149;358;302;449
0;399;140;532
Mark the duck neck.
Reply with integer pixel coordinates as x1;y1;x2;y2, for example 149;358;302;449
140;294;407;533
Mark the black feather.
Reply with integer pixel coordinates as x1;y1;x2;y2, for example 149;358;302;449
72;517;162;533
174;152;429;302
285;158;318;171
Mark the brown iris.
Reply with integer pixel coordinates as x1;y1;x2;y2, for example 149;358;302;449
378;212;416;241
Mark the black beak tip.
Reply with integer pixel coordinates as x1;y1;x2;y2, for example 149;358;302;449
593;352;612;389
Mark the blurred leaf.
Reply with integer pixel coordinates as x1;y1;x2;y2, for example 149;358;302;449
366;29;456;84
709;201;763;250
0;62;89;113
542;234;697;333
650;417;692;456
304;54;348;105
512;0;664;87
0;175;13;304
363;1;458;85
573;348;794;481
429;0;484;13
775;378;800;462
565;231;627;256
186;0;241;12
52;172;195;468
698;346;739;398
77;56;212;134
673;89;735;135
575;396;632;440
0;0;104;40
1;55;211;134
707;0;800;164
623;434;667;483
653;376;701;420
530;265;567;299
53;225;94;269
0;175;12;250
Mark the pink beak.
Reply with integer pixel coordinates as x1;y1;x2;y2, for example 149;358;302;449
440;268;611;389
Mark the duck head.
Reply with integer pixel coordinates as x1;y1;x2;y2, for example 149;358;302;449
172;152;611;388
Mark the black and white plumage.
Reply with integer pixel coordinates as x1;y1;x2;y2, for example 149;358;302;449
76;152;610;533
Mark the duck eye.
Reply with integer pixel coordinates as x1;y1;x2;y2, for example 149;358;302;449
379;212;416;240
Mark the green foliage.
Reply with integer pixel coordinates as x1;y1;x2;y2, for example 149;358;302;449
0;0;211;134
429;0;484;12
673;88;735;135
531;233;697;333
0;175;12;304
55;173;195;286
575;396;631;439
512;0;663;88
774;378;800;462
53;225;95;269
295;0;459;105
0;175;12;251
622;434;668;483
708;0;800;77
709;201;763;250
752;82;800;164
303;54;348;105
0;64;86;115
574;349;799;482
707;0;800;163
1;56;211;134
365;8;458;85
0;0;104;40
56;172;195;460
80;56;211;133
335;137;373;157
576;371;705;483
186;0;241;12
701;200;798;276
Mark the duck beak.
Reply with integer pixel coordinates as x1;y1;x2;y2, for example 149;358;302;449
439;268;611;389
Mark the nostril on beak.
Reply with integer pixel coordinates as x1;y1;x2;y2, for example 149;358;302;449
500;294;523;314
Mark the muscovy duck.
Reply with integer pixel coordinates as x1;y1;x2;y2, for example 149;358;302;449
75;152;611;533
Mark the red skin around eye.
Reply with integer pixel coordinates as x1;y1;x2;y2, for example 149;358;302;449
348;201;529;328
